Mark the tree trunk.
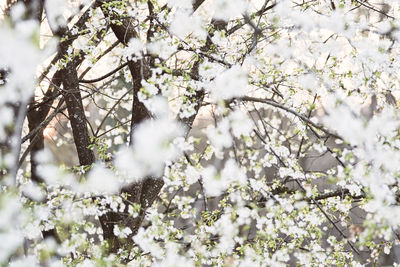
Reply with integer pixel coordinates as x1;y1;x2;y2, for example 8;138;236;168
61;62;95;166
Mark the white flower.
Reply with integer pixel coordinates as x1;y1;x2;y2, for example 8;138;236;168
153;248;195;267
45;0;67;30
10;2;25;21
21;183;45;202
207;65;248;102
211;0;247;21
141;95;168;118
83;164;120;194
113;225;132;238
323;105;364;146
147;39;177;59
185;165;200;185
202;166;222;196
167;0;194;10
125;38;143;60
206;117;232;149
384;243;392;254
133;228;164;259
229;109;254;138
9;256;40;267
221;159;247;185
115;117;184;181
202;159;247;196
170;10;206;40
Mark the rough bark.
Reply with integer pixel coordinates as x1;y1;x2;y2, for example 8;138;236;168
60;61;95;166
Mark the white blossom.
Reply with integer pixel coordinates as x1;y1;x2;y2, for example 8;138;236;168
207;65;248;102
45;0;67;30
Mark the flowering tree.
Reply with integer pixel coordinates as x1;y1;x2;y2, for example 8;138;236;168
1;0;400;265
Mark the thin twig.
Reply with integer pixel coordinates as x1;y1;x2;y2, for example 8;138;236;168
240;96;342;140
